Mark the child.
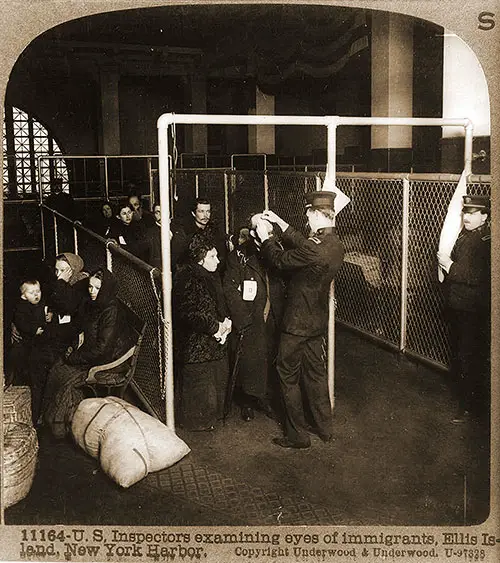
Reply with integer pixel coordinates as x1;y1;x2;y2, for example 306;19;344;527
9;279;53;424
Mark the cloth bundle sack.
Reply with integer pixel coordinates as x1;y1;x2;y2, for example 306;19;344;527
72;397;190;488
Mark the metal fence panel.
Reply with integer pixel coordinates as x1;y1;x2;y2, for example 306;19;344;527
109;250;166;421
335;177;404;346
405;178;491;367
227;171;265;234
268;172;317;232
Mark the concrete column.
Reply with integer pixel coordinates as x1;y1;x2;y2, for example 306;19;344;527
185;76;207;154
371;12;413;170
248;86;275;154
99;65;121;155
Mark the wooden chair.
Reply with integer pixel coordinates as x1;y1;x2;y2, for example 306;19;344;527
82;301;146;399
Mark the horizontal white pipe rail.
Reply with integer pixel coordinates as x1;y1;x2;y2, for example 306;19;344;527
157;113;476;429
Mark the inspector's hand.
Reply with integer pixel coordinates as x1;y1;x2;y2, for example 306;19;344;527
261;210;289;233
437;251;453;274
255;218;272;242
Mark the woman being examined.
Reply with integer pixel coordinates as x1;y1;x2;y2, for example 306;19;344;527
173;233;232;431
43;268;133;438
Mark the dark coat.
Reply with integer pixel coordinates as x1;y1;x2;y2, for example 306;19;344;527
175;217;228;271
66;270;133;366
146;222;188;271
445;224;491;312
262;226;345;337
224;241;285;333
43;269;132;438
223;241;285;397
13;298;47;339
47;253;90;347
173;261;228;364
108;219;150;262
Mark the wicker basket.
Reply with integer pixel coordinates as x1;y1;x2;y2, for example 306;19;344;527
3;386;32;425
3;422;38;508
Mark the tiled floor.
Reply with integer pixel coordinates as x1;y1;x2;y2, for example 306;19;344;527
4;327;490;527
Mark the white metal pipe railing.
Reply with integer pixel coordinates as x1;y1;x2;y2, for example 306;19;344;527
399;177;411;352
157;112;477;425
53;215;59;256
224;172;230;235
263;172;269;210
158;127;175;431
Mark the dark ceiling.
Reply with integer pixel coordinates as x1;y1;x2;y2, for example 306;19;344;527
42;5;359;51
19;4;371;93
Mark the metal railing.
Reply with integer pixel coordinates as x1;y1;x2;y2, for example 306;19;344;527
167;168;491;371
5;164;491;378
41;205;167;423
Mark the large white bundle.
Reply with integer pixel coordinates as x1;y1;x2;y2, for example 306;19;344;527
72;397;190;488
437;170;467;282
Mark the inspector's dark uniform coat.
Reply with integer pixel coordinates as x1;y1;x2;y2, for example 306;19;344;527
443;222;491;417
262;225;344;444
223;240;285;401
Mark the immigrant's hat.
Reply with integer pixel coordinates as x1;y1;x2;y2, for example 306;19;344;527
305;190;336;209
462;195;490;213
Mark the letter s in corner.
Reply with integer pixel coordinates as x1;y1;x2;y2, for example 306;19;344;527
478;12;495;30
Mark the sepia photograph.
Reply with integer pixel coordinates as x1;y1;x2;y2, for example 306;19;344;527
0;1;498;562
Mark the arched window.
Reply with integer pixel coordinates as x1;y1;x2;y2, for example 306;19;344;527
2;106;68;199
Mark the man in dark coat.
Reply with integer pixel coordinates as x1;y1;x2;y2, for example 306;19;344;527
223;215;285;421
256;191;345;449
174;198;227;271
438;195;491;424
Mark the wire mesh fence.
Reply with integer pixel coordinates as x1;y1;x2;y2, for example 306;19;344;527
29;169;492;424
40;207;167;421
335;176;404;347
108;250;166;420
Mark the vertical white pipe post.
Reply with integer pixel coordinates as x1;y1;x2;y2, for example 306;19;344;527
264;170;269;210
158;116;175;430
53;215;59;256
224;172;230;235
147;157;154;210
195;173;199;198
464;121;474;177
326;120;338;411
73;224;78;255
400;176;411;352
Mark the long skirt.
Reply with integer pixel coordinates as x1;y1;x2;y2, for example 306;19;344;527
42;359;88;439
180;357;229;431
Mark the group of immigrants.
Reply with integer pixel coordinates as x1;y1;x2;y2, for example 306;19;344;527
6;187;491;448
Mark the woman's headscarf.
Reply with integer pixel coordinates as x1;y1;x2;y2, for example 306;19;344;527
89;268;118;309
58;252;89;285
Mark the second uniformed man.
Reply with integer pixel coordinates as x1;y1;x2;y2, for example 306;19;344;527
255;191;345;448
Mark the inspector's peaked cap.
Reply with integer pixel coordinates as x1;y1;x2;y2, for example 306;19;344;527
462;195;490;211
305;190;336;209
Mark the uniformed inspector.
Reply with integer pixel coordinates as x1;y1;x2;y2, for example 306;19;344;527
256;191;345;449
437;194;491;424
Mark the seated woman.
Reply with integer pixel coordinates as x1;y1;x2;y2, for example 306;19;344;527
42;268;133;439
47;252;90;352
107;202;150;262
173;233;231;431
86;200;114;237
